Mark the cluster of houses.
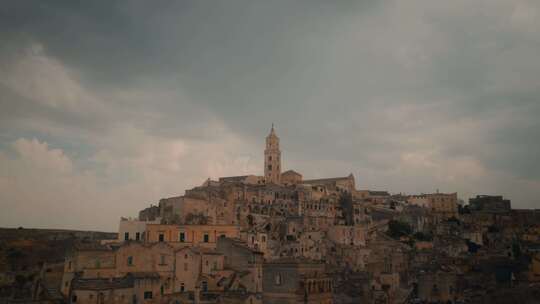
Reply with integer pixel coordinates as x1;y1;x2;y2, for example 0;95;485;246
50;127;540;304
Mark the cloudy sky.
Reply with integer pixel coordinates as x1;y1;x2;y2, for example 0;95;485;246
1;1;539;231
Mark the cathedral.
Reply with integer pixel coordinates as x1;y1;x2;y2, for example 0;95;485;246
216;125;354;191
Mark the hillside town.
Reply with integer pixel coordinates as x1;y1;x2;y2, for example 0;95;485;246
2;126;540;304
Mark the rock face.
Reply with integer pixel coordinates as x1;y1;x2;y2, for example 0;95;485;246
0;228;117;303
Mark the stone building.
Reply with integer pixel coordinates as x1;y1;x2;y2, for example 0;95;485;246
406;195;430;208
69;272;162;304
356;190;390;205
173;246;225;293
216;237;264;293
242;228;271;259
118;217;161;242
262;258;333;304
403;192;459;219
219;175;264;185
69;275;135;304
426;192;459;219
138;205;160;221
145;224;240;249
327;225;366;247
281;170;303;186
61;243;116;296
469;195;512;213
302;174;356;194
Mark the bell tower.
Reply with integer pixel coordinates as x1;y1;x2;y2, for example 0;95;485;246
264;124;281;184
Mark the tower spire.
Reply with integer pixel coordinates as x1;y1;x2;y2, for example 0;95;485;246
264;125;281;184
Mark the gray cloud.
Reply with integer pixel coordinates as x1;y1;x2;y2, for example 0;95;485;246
0;0;539;230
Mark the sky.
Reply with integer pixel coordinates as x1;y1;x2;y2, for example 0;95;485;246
1;0;539;231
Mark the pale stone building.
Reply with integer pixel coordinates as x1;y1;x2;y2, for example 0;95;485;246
219;174;264;185
145;224;240;249
302;174;356;194
281;170;302;186
118;217;161;242
407;194;430;208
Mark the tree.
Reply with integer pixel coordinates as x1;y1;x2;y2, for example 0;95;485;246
413;232;433;241
387;220;412;239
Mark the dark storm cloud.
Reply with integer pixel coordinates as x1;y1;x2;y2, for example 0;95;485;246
0;0;539;229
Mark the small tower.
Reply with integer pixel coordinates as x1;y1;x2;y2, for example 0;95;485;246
264;124;281;184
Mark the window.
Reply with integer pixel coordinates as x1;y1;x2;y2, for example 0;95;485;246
95;259;101;268
203;233;209;243
160;285;164;295
275;274;282;285
268;165;272;170
124;232;129;241
268;156;272;161
135;232;140;241
179;232;185;242
68;261;72;270
180;283;185;292
262;236;266;242
143;291;152;299
213;262;217;270
202;281;208;292
158;233;164;242
127;256;133;266
160;255;166;265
